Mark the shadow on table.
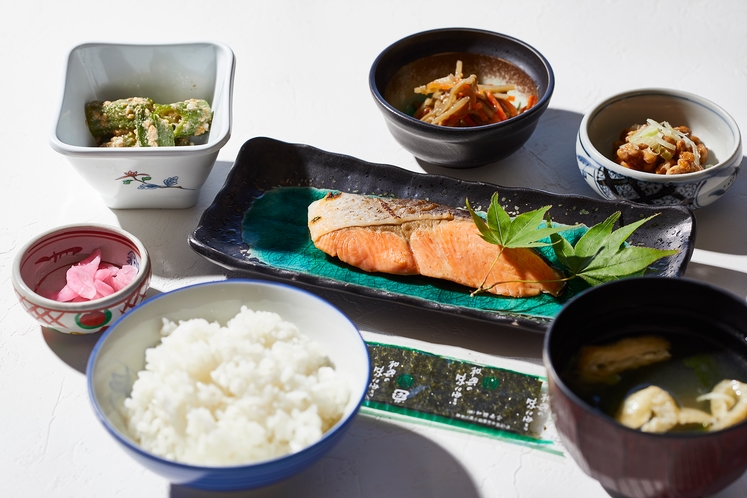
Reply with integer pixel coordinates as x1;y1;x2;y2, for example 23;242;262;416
311;282;546;363
110;160;240;283
416;108;590;198
170;415;480;498
40;287;164;374
41;326;101;373
684;261;747;299
693;155;747;255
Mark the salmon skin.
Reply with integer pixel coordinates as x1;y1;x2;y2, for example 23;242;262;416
308;192;565;298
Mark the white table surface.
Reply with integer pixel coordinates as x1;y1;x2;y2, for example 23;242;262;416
3;1;747;497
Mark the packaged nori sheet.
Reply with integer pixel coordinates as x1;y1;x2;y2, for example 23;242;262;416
363;342;555;448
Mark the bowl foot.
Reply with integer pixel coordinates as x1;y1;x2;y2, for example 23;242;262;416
602;488;630;498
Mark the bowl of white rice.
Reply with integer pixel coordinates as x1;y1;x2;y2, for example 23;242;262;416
86;279;370;491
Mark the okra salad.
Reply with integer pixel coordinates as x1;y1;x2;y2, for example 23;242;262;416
84;97;213;147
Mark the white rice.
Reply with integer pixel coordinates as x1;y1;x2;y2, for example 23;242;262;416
122;306;351;466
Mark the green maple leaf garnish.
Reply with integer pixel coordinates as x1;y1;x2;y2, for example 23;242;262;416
467;193;570;249
466;193;572;294
550;211;679;286
466;193;679;295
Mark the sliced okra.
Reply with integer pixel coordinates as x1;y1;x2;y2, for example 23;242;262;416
135;109;175;147
85;97;155;140
100;131;138;148
154;98;212;138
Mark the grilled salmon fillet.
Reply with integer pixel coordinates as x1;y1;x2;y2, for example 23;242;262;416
308;192;564;298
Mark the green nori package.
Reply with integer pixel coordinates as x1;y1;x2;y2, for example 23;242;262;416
363;342;559;452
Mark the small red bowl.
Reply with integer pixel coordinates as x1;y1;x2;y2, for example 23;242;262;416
12;224;151;334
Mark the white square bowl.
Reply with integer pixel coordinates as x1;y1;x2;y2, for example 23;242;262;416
50;42;235;209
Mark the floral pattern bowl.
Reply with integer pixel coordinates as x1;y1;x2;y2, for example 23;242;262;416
12;224;151;334
49;42;235;209
576;88;742;209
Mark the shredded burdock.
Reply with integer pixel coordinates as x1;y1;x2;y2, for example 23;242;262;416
413;61;537;127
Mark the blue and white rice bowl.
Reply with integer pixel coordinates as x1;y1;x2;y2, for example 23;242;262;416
86;279;370;491
576;88;741;209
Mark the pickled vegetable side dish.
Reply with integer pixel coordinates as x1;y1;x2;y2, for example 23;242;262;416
84;97;213;147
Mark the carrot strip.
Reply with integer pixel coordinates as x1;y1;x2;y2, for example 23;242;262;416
502;100;518;118
525;95;538;111
485;91;499;107
484;92;507;122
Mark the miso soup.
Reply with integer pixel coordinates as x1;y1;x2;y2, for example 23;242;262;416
563;331;747;433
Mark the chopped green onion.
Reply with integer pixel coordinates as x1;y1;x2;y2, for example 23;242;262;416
627;119;700;168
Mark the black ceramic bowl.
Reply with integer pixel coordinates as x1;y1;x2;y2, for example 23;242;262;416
544;277;747;498
369;27;554;168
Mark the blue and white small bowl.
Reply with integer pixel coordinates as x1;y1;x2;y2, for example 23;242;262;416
577;88;741;209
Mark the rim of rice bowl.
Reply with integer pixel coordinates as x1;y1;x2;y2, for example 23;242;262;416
85;279;370;472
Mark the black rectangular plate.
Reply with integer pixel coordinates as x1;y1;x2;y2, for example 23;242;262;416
189;137;696;332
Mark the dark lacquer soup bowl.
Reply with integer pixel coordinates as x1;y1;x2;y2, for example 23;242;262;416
544;277;747;498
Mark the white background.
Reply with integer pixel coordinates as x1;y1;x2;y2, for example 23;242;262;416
2;1;747;497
